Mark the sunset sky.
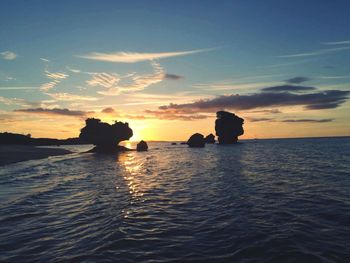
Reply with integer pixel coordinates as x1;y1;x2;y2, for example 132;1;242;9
1;0;349;141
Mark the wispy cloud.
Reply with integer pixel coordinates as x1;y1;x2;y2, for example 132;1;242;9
121;91;208;106
247;117;274;122
0;51;17;60
40;81;59;92
279;46;350;58
45;70;69;80
66;66;81;73
322;40;350;45
264;58;313;68
0;96;38;107
144;110;210;121
40;70;69;92
86;73;120;88
45;92;99;101
40;58;50;62
0;86;39;90
281;118;334;123
98;61;165;95
78;48;215;63
247;117;334;123
124;61;164;91
193;81;278;92
247;109;282;114
261;85;316;93
318;75;350;80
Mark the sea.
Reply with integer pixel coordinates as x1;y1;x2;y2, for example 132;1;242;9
0;137;349;262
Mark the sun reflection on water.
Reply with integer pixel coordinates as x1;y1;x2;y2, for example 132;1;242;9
119;153;145;199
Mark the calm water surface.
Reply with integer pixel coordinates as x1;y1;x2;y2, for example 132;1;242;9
0;138;349;262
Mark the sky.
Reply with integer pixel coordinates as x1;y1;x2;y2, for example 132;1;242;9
0;0;350;141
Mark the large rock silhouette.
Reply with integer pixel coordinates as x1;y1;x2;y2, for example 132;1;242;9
187;133;205;148
215;111;244;144
79;118;133;152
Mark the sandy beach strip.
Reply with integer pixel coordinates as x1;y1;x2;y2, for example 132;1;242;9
0;145;72;166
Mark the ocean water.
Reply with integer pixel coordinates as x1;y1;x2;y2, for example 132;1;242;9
0;138;349;262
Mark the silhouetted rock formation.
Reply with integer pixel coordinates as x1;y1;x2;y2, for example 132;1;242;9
79;118;133;152
180;142;187;145
187;133;205;148
171;142;177;145
215;111;244;144
137;140;148;151
205;133;215;144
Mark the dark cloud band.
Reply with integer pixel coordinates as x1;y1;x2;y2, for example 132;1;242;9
15;107;92;117
159;90;349;112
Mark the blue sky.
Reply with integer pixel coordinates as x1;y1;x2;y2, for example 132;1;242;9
1;0;350;139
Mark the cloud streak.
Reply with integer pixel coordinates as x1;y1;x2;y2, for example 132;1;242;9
247;117;334;123
0;86;39;90
164;73;183;80
78;48;214;63
144;110;210;121
281;118;334;123
285;76;310;84
279;46;350;58
40;70;69;92
15;107;93;117
45;92;99;101
322;40;350;45
0;96;39;108
86;73;120;88
261;85;316;93
45;71;69;80
98;61;165;95
0;51;17;60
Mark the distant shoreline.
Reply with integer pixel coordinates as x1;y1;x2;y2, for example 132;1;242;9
127;136;350;143
0;145;72;166
1;136;349;166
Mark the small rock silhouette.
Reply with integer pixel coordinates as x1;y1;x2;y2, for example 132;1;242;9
205;133;215;144
187;133;205;148
137;140;148;151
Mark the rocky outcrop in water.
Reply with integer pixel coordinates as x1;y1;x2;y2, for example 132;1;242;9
137;140;148;151
215;111;244;144
79;118;133;153
205;134;215;144
187;133;205;148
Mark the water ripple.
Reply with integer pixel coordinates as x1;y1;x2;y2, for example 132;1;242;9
0;138;350;262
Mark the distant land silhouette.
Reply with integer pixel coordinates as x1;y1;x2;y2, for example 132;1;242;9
0;132;87;146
